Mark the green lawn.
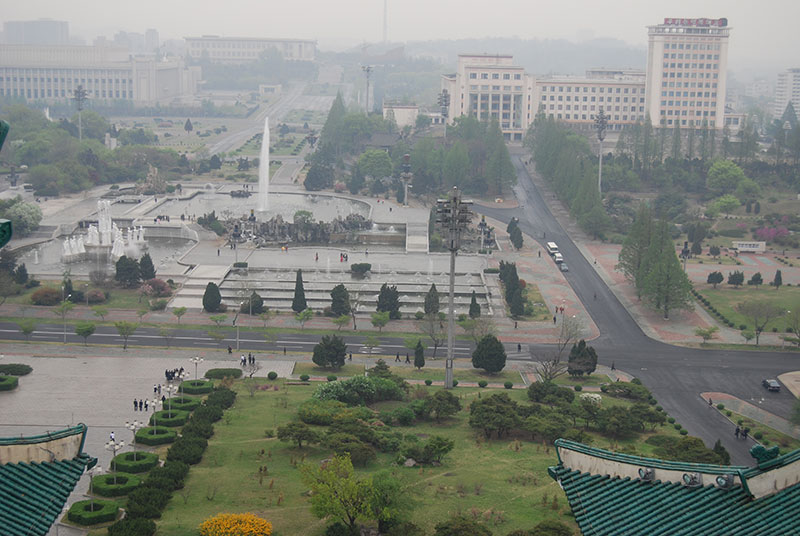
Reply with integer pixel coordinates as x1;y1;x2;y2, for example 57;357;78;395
292;362;366;378
152;379;685;535
7;281;145;310
524;283;552;321
554;374;608;387
396;366;522;385
700;286;799;333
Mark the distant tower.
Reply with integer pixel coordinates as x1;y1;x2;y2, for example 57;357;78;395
383;0;388;43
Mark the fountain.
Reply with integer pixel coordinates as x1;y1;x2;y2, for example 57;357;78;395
257;117;270;216
61;200;148;264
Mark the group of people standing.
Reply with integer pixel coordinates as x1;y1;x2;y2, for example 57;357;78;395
241;353;257;367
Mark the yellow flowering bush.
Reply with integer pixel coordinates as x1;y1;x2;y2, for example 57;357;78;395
198;512;272;536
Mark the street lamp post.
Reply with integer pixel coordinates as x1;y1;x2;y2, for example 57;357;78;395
150;398;161;428
595;108;608;194
190;356;204;381
401;154;412;207
62;295;71;343
234;305;243;351
164;384;178;413
125;420;143;461
104;439;124;484
435;187;473;389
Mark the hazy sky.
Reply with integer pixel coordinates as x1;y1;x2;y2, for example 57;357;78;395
3;0;798;74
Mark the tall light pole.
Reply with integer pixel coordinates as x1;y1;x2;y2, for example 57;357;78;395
438;90;450;140
234;305;242;351
149;398;161;428
62;295;71;343
104;439;124;484
436;187;473;389
72;85;89;142
595;108;608;194
362;66;373;114
401;153;412;207
125;420;143;461
164;384;178;413
190;356;204;381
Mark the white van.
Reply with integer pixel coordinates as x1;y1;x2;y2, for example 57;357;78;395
546;242;559;256
553;252;564;264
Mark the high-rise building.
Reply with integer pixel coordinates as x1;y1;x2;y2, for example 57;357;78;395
644;17;731;129
773;68;800;119
440;54;535;140
3;19;69;46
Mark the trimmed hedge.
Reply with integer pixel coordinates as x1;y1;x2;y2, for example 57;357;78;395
204;368;243;379
193;404;223;423
181;419;214;439
206;387;237;409
179;379;213;394
112;451;159;473
478;380;488;388
299;374;310;381
165;396;201;412
504;381;513;389
0;364;32;376
135;426;177;446
141;461;190;492
107;518;157;536
0;376;19;391
149;409;190;427
267;371;278;380
125;487;171;519
91;472;142;497
67;499;119;525
166;435;208;465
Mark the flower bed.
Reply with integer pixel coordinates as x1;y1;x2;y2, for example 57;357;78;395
92;472;142;497
111;451;159;473
135;426;177;446
179;379;213;395
166;396;201;412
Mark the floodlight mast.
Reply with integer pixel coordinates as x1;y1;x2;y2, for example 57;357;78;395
436;187;473;389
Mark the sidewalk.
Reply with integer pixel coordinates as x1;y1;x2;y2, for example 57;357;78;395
701;392;800;440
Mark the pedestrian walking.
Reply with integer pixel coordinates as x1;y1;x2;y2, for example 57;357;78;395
133;399;138;411
158;384;162;395
161;395;166;404
514;321;518;329
395;352;400;362
611;362;615;370
742;429;748;440
283;347;286;355
138;399;143;411
228;346;232;354
110;431;115;442
553;315;557;324
735;426;740;438
405;354;410;364
217;249;220;256
349;353;353;361
153;384;157;394
144;400;149;411
517;343;522;352
709;397;713;406
593;292;597;300
538;250;541;258
315;252;319;262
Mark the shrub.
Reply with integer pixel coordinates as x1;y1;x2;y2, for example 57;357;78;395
478;380;488;388
679;429;689;435
232;262;249;268
149;409;190;427
112;452;159;473
31;287;61;305
125;487;171;519
0;376;19;391
716;403;725;410
205;387;237;409
204;368;243;379
574;385;583;391
268;371;278;380
141;461;190;492
300;374;310;381
327;375;337;382
394;407;415;426
415;311;425;320
199;512;273;536
452;380;458;386
425;379;433;386
182;419;214;439
674;424;682;430
67;499;119;525
726;410;732;417
92;472;142;497
483;268;500;274
149;299;168;311
504;381;513;389
754;431;764;440
179;379;213;394
165;396;201;412
107;518;157;536
192;405;224;423
740;324;747;331
87;289;107;304
135;426;177;446
0;364;32;376
298;399;347;425
167;435;208;465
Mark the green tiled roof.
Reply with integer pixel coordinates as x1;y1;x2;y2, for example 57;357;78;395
550;440;800;536
0;424;96;536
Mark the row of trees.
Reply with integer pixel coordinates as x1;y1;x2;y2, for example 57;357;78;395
499;261;525;317
0;196;42;237
617;204;692;318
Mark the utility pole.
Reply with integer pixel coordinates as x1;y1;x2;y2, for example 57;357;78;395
438;89;450;140
436;187;473;389
72;85;89;142
595;107;608;194
401;153;412;207
362;66;373;115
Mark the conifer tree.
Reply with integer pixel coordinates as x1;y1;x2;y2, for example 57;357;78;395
469;290;481;318
424;284;440;315
292;269;307;312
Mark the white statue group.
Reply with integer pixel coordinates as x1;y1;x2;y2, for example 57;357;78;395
61;200;147;264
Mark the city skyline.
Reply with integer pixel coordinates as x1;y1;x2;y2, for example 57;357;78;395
1;0;798;76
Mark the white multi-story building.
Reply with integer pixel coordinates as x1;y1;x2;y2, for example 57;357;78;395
644;17;731;129
774;68;800;119
382;103;419;129
184;36;316;63
0;44;201;104
534;70;646;130
441;54;535;140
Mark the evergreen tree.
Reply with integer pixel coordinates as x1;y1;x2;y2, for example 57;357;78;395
414;340;425;370
640;220;692;319
183;118;193;134
12;263;28;284
671;124;682;161
773;270;783;290
728;270;745;288
241;291;264;315
469;290;481;318
567;339;598;377
616;204;654;298
312;334;347;370
202;282;222;312
707;271;724;289
292;269;307;312
377;283;401;319
747;272;763;287
424;283;440;315
509;226;523;249
329;284;351;316
506;217;519;234
115;256;141;288
471;334;507;374
509;290;524;318
139;253;156;280
321;92;346;156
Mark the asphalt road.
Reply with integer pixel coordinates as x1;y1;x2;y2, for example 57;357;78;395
0;321;474;359
474;155;798;465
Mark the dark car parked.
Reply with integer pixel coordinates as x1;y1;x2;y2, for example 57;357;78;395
762;379;781;392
